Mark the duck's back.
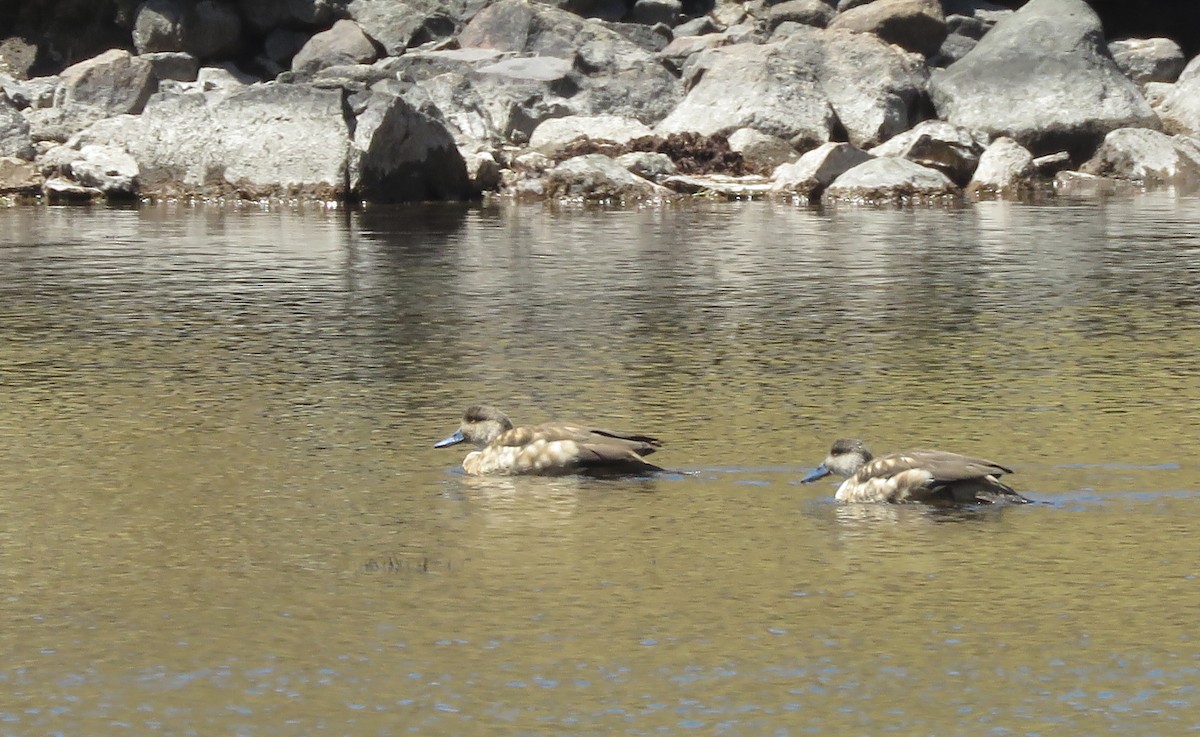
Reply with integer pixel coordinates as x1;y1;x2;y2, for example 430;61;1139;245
837;449;1027;504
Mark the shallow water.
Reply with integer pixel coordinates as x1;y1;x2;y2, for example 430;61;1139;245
1;197;1199;735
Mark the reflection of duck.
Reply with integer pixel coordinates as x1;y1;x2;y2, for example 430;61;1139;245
802;438;1031;505
435;405;665;476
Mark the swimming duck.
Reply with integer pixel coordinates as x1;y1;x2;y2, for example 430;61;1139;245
801;438;1031;504
434;405;665;476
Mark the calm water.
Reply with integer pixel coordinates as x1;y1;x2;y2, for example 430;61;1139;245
1;197;1199;735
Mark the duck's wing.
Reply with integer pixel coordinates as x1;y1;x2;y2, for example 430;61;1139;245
860;450;1027;504
511;422;661;456
902;449;1013;481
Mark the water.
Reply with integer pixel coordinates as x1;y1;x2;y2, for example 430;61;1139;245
1;197;1199;735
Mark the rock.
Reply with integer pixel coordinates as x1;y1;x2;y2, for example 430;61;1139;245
347;0;465;55
657;38;834;150
529;114;654;154
659;28;926;150
469;56;578;142
291;20;380;76
0;37;39;80
822;156;959;203
43;176;103;202
463;149;502;191
599;20;674;53
189;1;243;59
238;0;338;33
133;0;188;54
67;144;140;196
460;0;681;125
1152;71;1200;137
965;136;1035;196
673;16;718;36
1;95;35;159
545;153;672;201
310;63;395;92
657;33;731;71
140;52;200;83
1107;38;1186;88
867;119;988;185
60;49;157;115
631;0;682;26
660;173;773;198
930;0;1158;157
767;0;835;30
1053;170;1132;198
770;141;873;198
1079;127;1200;186
2;75;58;110
0;156;42;194
828;0;947;57
615;150;676;180
727;127;798;172
1031;150;1071;174
1143;81;1173;109
23;50;157;143
348;88;472;201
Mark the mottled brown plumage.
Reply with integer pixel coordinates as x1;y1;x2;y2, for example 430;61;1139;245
434;405;664;476
802;438;1030;505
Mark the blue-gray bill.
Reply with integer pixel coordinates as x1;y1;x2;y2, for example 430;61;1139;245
434;430;466;448
801;465;830;483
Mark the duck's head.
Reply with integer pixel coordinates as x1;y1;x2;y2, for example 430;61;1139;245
801;438;873;482
434;405;514;449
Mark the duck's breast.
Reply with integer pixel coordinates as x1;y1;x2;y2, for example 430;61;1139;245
835;468;935;503
463;439;582;475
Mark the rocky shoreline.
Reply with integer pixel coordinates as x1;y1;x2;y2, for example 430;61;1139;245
3;0;1200;206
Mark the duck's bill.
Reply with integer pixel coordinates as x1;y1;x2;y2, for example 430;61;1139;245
434;430;466;448
801;465;831;483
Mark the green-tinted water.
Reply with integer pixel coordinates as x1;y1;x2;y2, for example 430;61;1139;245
1;197;1199;734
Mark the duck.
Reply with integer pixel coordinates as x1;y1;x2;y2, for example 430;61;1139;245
801;438;1031;504
434;405;666;476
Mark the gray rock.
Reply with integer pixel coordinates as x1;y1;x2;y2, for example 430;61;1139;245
945;13;988;40
930;30;978;68
674;16;719;36
658;33;731;70
1143;81;1173;109
727;127;799;172
348;88;472;201
67;144;140;196
463;149;502;191
631;0;682;26
767;0;835;29
460;0;682;125
658;28;925;150
545;153;672;201
1;96;35;159
141;52;200;83
867;119;988;184
965;136;1035;196
1108;38;1186;89
292;20;380;76
71;84;350;199
1031;150;1071;174
828;0;947;57
311;63;395;92
0;155;42;194
1;74;59;110
469;56;578;143
660;173;774;198
348;0;481;55
930;0;1158;156
822;156;959;202
1079;127;1200;186
770;141;873;198
598;20;674;52
1178;55;1200;85
657;38;835;150
615;150;676;180
43;176;103;202
188;1;242;59
133;0;188;54
1148;70;1200;137
0;37;39;80
529;114;654;154
25;50;157;143
238;0;338;32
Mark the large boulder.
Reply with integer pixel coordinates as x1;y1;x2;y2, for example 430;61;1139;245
770;141;873;198
1152;72;1200;137
828;0;947;57
346;0;487;55
658;27;927;150
1079;127;1200;186
823;156;959;202
529;114;653;154
132;0;243;60
70;82;471;202
930;0;1158;157
545;153;672;201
